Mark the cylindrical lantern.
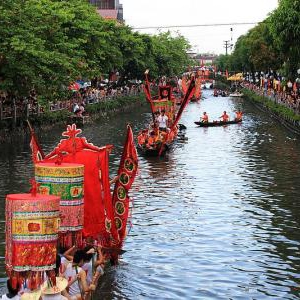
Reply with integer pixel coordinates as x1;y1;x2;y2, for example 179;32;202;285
35;163;84;247
5;193;60;278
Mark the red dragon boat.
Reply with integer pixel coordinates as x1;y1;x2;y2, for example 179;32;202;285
137;71;196;156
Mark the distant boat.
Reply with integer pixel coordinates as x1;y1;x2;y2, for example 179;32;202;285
229;92;244;97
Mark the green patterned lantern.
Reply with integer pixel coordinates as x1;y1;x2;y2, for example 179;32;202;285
35;163;84;247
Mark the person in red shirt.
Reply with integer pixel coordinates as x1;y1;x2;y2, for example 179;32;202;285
220;111;229;122
235;110;243;121
201;112;209;123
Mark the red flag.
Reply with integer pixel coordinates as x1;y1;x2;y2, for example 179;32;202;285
112;125;138;247
194;77;202;99
181;76;188;95
143;71;155;120
225;70;229;79
28;121;45;163
171;77;196;130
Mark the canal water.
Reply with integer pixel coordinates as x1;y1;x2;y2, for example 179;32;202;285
1;90;300;299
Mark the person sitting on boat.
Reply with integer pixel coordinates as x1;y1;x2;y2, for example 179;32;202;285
235;110;243;121
157;109;169;132
200;112;209;123
137;130;147;147
220;111;229;122
147;131;157;148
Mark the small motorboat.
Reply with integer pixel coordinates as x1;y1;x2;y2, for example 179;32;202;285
229;92;244;97
194;119;242;127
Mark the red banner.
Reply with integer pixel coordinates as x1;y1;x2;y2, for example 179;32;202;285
182;76;188;95
144;73;155;120
28;121;45;164
171;77;196;130
112;125;138;247
194;77;202;99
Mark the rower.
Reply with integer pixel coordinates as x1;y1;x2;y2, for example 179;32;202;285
147;131;156;148
235;110;243;121
201;112;209;123
137;130;147;146
220;111;229;122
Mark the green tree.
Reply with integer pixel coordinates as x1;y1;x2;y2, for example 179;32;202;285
269;0;300;78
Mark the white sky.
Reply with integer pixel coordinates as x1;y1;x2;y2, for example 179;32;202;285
121;0;278;54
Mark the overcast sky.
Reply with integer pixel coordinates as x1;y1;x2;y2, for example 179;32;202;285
121;0;278;54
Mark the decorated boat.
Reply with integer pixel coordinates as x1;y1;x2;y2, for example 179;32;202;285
194;119;242;127
137;71;196;156
25;123;137;261
181;71;202;102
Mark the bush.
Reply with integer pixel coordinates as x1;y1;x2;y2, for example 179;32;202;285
85;94;145;114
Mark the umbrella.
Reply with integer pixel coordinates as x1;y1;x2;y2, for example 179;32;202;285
227;73;243;81
68;82;80;91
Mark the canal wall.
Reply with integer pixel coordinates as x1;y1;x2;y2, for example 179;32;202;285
243;89;300;135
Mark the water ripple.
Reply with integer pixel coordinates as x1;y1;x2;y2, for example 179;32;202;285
1;92;300;299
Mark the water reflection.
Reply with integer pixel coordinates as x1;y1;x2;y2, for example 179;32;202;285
0;91;300;299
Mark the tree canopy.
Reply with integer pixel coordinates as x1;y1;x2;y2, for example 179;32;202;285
215;0;299;79
0;0;191;99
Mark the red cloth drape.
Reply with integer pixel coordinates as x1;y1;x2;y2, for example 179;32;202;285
43;147;119;247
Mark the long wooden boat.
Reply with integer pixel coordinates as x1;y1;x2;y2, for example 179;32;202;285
194;119;242;127
139;72;196;157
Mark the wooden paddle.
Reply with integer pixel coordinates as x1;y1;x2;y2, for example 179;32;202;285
75;266;84;300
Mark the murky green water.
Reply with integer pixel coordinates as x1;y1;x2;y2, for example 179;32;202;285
1;90;300;299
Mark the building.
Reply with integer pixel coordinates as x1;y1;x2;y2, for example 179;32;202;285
196;54;218;65
89;0;123;22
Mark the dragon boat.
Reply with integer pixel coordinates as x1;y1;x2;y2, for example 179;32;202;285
137;71;196;156
194;119;242;127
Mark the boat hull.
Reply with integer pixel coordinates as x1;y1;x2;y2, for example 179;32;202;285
194;119;242;127
137;142;172;156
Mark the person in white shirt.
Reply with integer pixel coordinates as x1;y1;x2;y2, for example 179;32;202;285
63;250;95;300
157;110;169;131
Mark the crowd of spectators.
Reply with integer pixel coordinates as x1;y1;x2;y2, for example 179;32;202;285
49;81;143;114
242;76;300;114
0;81;143;120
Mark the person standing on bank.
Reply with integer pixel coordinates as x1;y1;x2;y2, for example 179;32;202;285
157;109;168;131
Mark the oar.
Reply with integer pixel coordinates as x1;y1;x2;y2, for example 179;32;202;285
101;247;127;255
90;252;96;300
75;265;84;300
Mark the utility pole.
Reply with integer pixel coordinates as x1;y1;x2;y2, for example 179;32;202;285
224;40;230;55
